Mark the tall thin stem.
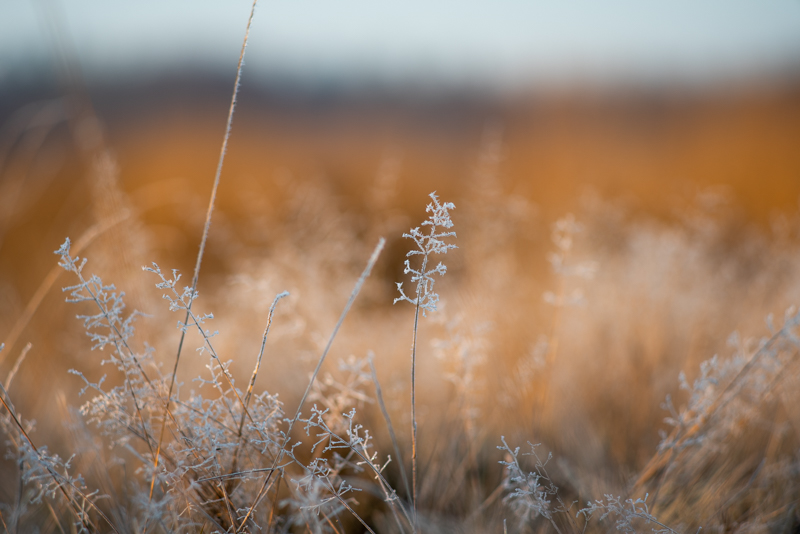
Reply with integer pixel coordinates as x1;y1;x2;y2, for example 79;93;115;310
147;0;259;511
409;251;428;532
236;238;385;532
410;298;421;532
228;291;289;489
368;355;411;501
395;192;456;531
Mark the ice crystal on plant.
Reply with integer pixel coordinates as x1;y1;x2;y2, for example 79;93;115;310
394;191;457;315
498;437;561;528
579;494;678;534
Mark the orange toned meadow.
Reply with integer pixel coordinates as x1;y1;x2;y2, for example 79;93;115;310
2;75;800;532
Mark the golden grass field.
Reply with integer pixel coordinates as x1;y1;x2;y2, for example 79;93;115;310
1;71;800;532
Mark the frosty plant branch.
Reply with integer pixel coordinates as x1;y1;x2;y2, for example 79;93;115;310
394;192;458;315
0;379;119;534
394;191;457;527
55;239;157;460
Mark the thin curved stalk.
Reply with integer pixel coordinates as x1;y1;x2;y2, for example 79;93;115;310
147;0;259;509
236;238;385;533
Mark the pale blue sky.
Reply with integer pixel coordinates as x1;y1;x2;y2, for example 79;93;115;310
2;0;800;88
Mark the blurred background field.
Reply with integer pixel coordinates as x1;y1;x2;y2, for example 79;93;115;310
2;1;800;532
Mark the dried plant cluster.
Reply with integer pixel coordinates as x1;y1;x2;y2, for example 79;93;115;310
0;194;453;534
2;187;800;533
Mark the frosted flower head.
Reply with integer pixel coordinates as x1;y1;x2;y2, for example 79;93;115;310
394;192;457;315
